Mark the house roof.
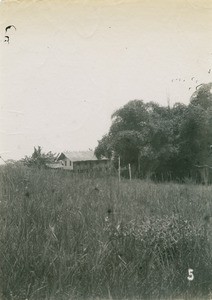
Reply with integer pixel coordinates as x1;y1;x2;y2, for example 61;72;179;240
57;151;108;162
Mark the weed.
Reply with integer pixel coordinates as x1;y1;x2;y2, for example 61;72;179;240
0;165;211;299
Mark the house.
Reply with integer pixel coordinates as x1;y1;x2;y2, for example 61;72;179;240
56;150;110;172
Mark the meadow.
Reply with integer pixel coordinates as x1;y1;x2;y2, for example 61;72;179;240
0;164;212;300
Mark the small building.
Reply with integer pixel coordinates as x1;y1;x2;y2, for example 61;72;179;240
56;150;110;172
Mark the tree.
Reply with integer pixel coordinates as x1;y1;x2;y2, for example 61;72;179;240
95;83;212;181
177;83;212;182
190;82;212;110
95;134;113;159
95;100;176;177
22;146;57;168
95;100;149;175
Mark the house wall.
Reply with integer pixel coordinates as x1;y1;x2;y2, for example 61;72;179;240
60;158;73;170
59;158;110;172
73;160;110;172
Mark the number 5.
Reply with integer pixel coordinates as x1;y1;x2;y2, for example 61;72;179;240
187;268;194;281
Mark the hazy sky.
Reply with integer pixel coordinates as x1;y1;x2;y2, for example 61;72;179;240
0;0;212;161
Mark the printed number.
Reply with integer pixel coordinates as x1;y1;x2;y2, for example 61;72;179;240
187;268;194;281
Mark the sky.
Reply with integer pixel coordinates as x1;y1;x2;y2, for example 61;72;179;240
0;0;212;162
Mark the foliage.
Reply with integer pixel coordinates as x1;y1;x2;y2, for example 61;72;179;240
21;146;57;169
178;83;212;179
190;82;212;110
95;83;212;181
0;167;211;299
94;134;113;159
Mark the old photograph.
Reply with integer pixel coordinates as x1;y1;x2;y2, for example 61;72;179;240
0;0;212;299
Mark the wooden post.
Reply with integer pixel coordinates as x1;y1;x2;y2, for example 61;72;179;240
118;156;121;182
128;163;131;181
138;152;140;177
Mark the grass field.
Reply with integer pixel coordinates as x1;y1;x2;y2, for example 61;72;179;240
0;164;212;300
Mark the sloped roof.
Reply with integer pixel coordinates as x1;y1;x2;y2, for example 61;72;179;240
57;151;108;162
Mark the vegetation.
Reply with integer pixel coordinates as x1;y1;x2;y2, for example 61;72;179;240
1;83;212;299
95;83;212;182
0;164;211;299
21;146;57;169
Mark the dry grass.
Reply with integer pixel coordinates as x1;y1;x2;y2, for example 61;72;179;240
0;164;212;300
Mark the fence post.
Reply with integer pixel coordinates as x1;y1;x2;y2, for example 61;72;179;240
118;156;121;182
128;163;131;180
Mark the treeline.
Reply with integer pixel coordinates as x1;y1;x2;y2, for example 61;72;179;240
95;82;212;182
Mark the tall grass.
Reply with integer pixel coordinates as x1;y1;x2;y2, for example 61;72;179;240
0;164;211;300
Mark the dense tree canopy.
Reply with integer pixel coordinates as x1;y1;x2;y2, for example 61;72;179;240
178;83;212;177
95;83;212;182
